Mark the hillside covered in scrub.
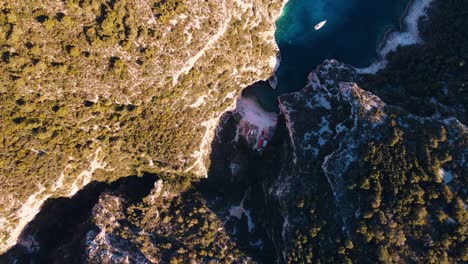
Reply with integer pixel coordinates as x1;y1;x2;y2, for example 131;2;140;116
0;0;286;253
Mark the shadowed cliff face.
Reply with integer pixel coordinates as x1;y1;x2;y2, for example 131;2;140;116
2;55;466;263
0;174;159;263
200;59;467;263
3;57;465;263
0;172;263;263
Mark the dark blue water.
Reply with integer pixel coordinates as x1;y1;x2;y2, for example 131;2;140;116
244;0;409;112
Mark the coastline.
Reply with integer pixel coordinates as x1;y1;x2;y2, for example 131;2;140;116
357;0;435;74
187;0;290;176
268;0;289;89
377;0;416;53
263;0;431;104
240;0;439;137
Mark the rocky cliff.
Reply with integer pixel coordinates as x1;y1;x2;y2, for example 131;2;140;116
199;57;466;263
267;60;466;262
4;58;465;263
0;0;286;252
1;175;256;263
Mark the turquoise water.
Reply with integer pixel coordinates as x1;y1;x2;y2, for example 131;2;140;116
244;0;409;111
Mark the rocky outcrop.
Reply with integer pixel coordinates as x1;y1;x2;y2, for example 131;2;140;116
278;61;380;233
259;60;466;262
83;194;151;263
0;175;257;263
203;58;466;263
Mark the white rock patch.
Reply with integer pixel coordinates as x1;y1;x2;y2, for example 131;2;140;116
357;0;435;74
228;195;255;233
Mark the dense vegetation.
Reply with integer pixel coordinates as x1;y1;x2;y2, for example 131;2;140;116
0;175;255;263
275;0;468;262
126;186;252;263
270;91;466;262
341;117;465;263
0;0;284;248
362;0;467;122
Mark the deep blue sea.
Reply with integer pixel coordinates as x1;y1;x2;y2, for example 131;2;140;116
243;0;409;112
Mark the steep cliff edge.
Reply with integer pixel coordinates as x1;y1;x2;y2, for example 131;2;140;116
265;60;466;262
203;58;465;263
1;175;257;263
0;0;287;252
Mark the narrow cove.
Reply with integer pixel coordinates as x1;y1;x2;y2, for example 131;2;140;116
243;0;410;112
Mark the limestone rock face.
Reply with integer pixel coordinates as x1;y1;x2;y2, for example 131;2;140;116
0;177;255;263
0;0;287;253
265;60;466;262
186;58;466;263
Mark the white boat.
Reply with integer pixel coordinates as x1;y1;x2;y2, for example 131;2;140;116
314;19;327;30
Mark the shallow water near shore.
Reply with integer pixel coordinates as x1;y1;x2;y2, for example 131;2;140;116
244;0;409;112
